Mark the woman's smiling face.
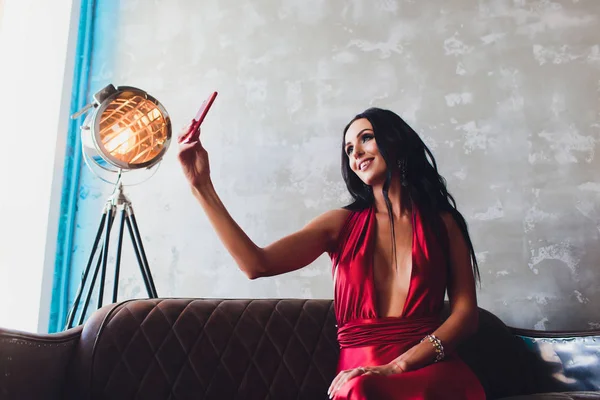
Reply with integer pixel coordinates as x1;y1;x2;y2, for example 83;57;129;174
344;118;387;186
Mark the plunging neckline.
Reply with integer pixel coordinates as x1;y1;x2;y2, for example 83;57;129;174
369;206;416;319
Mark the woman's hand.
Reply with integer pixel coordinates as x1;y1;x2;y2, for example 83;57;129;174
327;363;403;398
177;122;211;190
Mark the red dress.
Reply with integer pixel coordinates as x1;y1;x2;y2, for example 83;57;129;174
329;206;486;400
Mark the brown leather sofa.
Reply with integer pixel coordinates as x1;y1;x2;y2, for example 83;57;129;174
0;298;599;400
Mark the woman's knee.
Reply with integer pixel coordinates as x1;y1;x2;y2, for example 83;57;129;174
343;375;387;400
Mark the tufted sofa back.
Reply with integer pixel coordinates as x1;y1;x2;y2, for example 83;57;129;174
65;299;340;400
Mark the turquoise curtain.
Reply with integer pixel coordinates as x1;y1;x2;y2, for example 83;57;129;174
48;0;118;333
48;0;96;334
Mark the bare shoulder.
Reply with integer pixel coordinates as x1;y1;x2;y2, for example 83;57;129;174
440;211;470;250
305;208;352;251
308;208;352;231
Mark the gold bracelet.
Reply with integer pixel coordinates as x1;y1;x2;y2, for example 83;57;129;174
420;334;445;362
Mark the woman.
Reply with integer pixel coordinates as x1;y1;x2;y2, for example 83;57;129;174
178;107;485;399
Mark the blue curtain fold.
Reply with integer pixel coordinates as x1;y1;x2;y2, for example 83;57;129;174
48;0;97;334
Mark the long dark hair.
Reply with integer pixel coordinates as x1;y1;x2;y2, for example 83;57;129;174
341;107;480;283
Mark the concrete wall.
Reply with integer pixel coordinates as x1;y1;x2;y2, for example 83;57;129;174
69;0;600;331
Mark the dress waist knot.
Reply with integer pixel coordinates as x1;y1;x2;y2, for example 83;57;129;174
337;315;440;349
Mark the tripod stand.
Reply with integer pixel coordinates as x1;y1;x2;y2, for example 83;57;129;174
64;178;158;330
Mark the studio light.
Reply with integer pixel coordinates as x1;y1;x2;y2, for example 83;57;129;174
80;84;171;173
65;84;171;329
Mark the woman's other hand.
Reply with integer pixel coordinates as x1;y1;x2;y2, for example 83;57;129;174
327;363;403;398
177;122;211;189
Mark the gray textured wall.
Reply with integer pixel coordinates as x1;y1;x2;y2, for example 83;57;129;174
70;0;600;330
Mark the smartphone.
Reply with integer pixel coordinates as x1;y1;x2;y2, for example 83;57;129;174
181;91;218;143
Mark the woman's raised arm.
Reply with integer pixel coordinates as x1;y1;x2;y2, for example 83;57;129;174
178;125;349;279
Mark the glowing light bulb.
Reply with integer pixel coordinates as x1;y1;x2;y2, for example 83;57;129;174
105;127;136;155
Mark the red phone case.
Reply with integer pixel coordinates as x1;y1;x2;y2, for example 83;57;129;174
181;91;218;143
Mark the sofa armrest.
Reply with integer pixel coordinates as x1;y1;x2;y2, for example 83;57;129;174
0;325;82;400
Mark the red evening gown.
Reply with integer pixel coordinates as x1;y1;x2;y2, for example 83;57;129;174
328;206;485;400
